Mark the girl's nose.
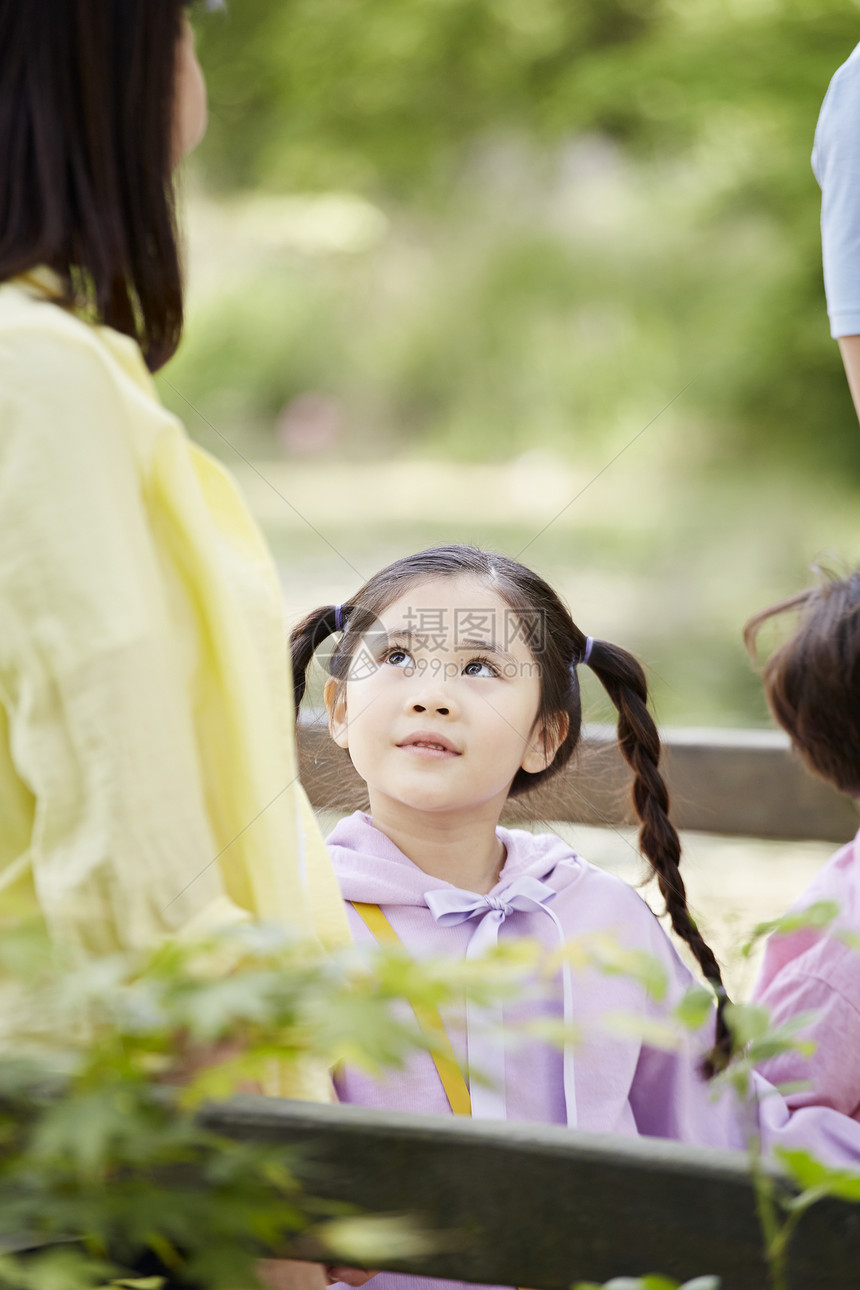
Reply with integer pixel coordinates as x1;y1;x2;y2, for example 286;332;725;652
406;664;458;717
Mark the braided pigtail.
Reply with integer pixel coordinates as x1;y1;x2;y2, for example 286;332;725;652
584;637;731;1074
289;604;344;713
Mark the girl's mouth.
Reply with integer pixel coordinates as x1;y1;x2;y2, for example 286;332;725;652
398;734;460;757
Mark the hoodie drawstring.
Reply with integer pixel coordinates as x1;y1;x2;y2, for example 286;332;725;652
425;875;577;1129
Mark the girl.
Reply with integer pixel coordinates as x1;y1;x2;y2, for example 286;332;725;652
294;547;860;1290
747;569;860;1122
291;544;746;1154
0;0;346;971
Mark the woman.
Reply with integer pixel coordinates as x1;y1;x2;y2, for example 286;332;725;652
0;0;347;1051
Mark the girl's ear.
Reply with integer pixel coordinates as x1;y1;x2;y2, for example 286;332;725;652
521;711;570;774
324;677;349;750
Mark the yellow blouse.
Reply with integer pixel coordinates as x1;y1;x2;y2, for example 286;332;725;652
0;270;348;981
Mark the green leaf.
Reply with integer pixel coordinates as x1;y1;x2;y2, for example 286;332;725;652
524;1017;585;1049
572;936;668;1001
673;986;714;1032
725;1001;821;1064
837;930;860;955
600;1011;682;1051
109;1279;166;1289
744;1037;816;1064
770;1079;813;1098
0;1247;116;1290
314;1214;438;1263
723;1002;771;1047
743;902;840;957
577;1277;680;1290
775;1148;860;1200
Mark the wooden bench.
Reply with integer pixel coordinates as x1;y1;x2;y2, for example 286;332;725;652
201;1097;860;1290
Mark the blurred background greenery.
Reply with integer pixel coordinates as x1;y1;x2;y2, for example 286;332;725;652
160;0;860;727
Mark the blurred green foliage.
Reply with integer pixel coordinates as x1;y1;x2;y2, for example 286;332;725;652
0;920;538;1289
172;0;860;475
195;0;660;194
195;0;858;196
4;915;856;1290
158;0;860;726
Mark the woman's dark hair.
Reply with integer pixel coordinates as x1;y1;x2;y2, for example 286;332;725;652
0;0;193;371
745;568;860;797
291;544;731;1068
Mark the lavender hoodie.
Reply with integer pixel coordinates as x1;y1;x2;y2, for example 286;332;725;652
330;812;745;1143
327;813;860;1290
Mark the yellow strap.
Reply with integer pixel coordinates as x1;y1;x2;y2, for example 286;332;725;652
350;901;472;1117
351;904;534;1290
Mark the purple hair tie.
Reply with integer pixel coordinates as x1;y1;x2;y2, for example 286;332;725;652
583;636;594;665
334;604;344;632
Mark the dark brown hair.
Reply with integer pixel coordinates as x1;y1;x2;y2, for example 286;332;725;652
0;0;195;371
745;568;860;797
291;544;731;1063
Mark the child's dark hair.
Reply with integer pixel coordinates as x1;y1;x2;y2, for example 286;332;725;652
0;0;194;371
291;544;731;1067
744;568;860;798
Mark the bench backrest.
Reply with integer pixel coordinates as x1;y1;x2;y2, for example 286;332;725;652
299;714;858;841
203;1097;860;1290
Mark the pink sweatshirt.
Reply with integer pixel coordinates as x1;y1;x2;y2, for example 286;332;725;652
753;825;860;1121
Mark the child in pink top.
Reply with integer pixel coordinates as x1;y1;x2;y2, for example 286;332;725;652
747;570;860;1121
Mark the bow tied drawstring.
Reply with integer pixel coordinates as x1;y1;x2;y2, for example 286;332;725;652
425;874;577;1128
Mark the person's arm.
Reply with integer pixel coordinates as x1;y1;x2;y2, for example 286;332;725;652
838;335;860;424
813;48;860;423
754;965;860;1119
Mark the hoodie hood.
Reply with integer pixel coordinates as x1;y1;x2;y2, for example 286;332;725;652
327;810;582;906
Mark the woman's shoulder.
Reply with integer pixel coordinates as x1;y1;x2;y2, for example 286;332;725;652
0;272;154;407
0;273;177;480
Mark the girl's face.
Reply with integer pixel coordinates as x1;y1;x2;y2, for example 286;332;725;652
172;12;208;165
325;575;565;827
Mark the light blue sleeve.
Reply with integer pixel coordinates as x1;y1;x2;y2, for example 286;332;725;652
814;43;860;337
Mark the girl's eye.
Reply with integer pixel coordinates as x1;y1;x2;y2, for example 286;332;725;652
463;657;499;678
384;647;415;669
